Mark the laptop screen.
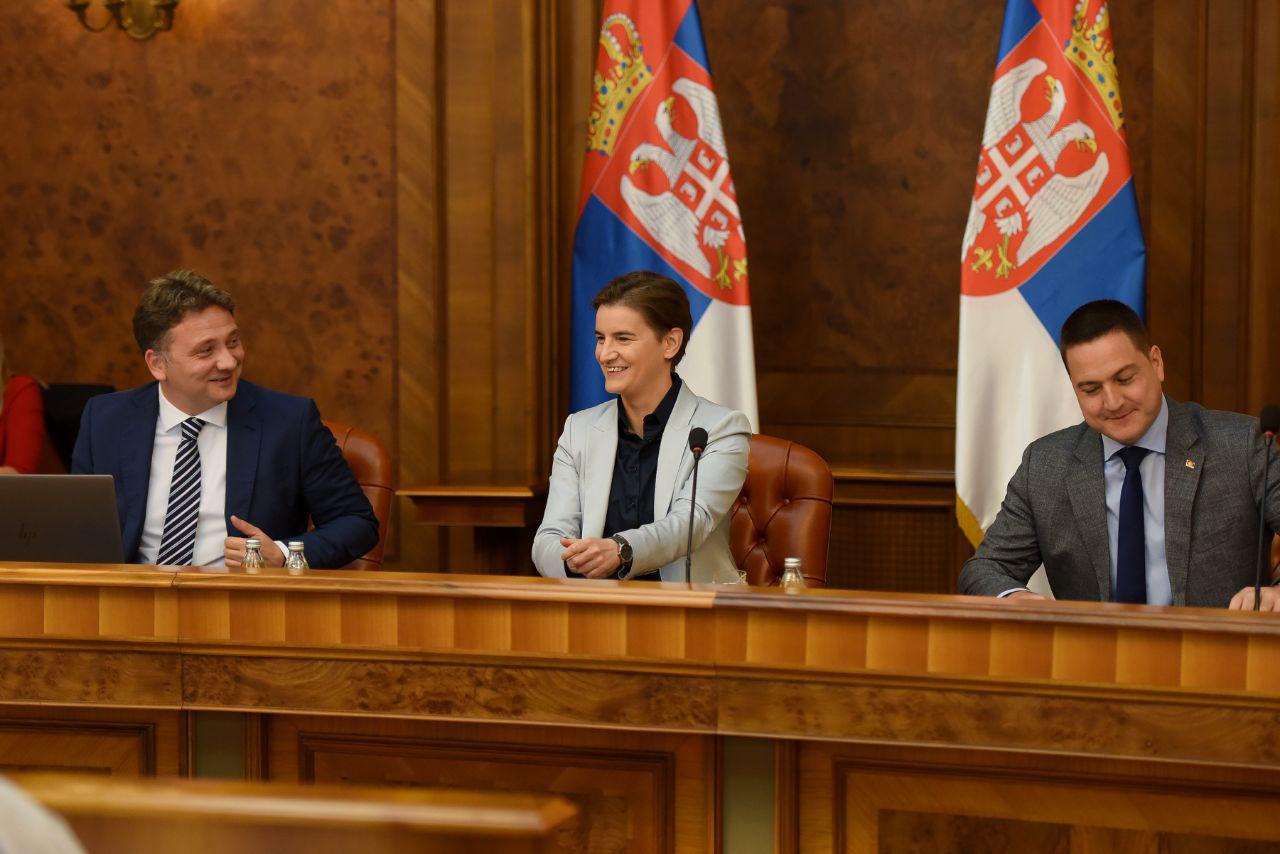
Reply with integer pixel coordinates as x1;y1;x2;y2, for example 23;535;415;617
0;475;124;564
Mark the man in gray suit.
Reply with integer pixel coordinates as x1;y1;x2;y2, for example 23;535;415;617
959;299;1280;610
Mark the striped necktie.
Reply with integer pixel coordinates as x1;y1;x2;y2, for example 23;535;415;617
156;417;205;566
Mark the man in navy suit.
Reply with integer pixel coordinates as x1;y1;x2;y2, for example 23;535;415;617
71;270;377;569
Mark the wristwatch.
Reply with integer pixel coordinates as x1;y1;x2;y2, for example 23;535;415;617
610;534;633;574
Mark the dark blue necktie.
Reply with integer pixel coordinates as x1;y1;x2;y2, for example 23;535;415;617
1115;445;1150;604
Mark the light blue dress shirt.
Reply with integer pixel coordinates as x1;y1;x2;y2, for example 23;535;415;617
1100;396;1171;605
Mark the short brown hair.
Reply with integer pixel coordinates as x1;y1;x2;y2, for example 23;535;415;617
1059;299;1150;362
591;271;693;367
132;270;236;354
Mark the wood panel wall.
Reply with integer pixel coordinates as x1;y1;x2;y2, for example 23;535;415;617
3;2;1277;584
538;0;1280;589
0;1;395;441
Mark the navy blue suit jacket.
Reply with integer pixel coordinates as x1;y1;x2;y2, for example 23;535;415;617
71;380;378;569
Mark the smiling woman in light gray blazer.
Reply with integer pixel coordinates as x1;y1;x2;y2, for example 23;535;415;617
533;271;751;584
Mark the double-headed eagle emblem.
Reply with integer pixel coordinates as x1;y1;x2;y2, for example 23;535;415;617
620;78;746;290
962;58;1109;280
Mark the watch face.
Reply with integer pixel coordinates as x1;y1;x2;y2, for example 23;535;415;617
613;536;632;561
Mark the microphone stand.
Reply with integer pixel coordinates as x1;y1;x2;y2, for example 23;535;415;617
685;449;702;584
1256;431;1275;610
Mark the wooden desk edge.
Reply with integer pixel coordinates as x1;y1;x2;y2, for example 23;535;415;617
11;772;579;835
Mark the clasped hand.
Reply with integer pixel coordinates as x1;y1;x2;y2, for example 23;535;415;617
560;537;621;578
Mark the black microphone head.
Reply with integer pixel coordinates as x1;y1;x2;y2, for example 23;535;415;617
688;427;709;454
1262;405;1280;436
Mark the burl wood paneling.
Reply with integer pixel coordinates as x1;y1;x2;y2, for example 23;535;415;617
795;743;1280;853
0;706;182;776
267;716;714;854
877;811;1070;854
0;0;395;442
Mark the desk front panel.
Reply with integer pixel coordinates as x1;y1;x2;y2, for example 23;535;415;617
3;563;1280;852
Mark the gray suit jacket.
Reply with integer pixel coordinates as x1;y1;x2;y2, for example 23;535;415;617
532;382;751;583
959;398;1280;607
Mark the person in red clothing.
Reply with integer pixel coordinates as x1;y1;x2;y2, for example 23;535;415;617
0;334;44;474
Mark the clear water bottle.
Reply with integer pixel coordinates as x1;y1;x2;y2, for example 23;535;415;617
285;540;309;574
242;537;265;572
780;556;806;590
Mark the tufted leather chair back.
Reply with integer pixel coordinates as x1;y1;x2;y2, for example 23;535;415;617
729;435;834;586
323;420;393;570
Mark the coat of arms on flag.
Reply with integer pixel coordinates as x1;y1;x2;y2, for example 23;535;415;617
570;1;758;428
961;1;1133;297
956;0;1146;553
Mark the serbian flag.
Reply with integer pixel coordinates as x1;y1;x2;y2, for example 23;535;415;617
956;0;1146;549
570;0;758;429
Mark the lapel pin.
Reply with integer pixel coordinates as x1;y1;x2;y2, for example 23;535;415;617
1185;459;1195;469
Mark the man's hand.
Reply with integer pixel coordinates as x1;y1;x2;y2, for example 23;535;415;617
998;590;1048;602
1228;585;1280;611
225;515;285;567
560;537;622;579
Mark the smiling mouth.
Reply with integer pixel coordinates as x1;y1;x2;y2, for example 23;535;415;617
604;366;628;374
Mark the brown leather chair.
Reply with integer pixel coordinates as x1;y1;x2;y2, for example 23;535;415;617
730;435;834;586
323;420;393;570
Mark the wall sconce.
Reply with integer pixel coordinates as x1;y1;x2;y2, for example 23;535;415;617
66;0;179;40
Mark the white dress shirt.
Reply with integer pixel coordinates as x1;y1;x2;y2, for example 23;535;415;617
138;388;229;567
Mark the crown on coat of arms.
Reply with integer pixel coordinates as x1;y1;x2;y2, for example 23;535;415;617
587;14;654;156
1066;0;1125;130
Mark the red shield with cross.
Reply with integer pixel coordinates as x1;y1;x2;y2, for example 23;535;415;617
961;20;1132;297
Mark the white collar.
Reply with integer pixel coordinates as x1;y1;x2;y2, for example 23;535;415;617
157;385;229;432
1102;394;1169;461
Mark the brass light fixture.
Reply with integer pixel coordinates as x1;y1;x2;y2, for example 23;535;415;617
66;0;179;40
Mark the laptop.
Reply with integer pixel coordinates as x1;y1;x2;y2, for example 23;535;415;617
0;475;124;564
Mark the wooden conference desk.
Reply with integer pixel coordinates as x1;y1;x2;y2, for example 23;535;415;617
12;772;576;854
1;562;1280;852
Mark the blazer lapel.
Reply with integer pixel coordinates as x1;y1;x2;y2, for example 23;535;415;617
120;384;160;558
1066;427;1112;600
1163;399;1202;606
581;401;618;538
655;382;697;518
224;382;261;532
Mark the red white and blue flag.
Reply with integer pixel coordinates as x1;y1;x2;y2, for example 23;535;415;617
570;0;758;428
956;0;1146;548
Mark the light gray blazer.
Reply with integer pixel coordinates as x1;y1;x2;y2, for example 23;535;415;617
959;398;1280;608
532;382;751;583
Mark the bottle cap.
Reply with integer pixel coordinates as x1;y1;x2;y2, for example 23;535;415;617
245;537;261;548
287;541;305;551
783;557;801;570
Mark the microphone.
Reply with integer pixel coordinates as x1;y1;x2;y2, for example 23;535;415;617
1255;406;1280;610
685;427;708;583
